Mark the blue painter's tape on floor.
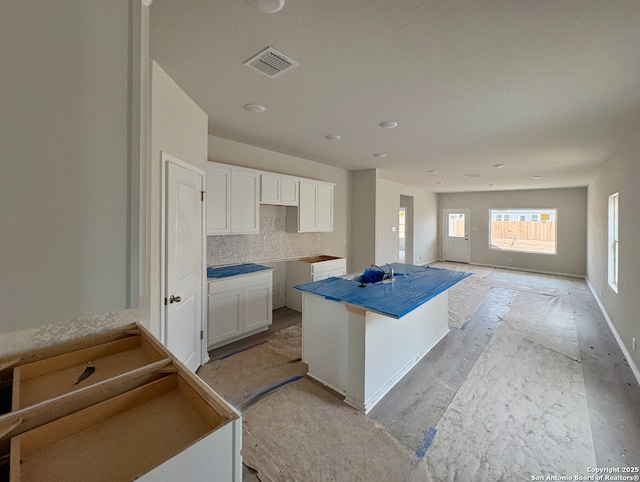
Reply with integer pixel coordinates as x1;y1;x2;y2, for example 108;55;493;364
460;321;469;331
217;341;266;360
416;427;437;458
241;375;304;410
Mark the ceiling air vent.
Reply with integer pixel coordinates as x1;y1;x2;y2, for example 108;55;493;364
244;47;298;78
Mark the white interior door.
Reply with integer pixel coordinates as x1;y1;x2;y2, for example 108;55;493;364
165;155;204;372
443;208;470;263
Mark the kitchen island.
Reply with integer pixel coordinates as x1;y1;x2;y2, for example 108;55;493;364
295;263;470;413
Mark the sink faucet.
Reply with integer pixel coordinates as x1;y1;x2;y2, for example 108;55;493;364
385;263;394;281
371;264;394;282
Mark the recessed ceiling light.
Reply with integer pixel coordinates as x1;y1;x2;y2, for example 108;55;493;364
428;170;438;174
493;163;506;169
246;0;285;14
379;121;398;129
532;175;542;180
436;182;444;185
244;103;266;113
325;134;341;140
373;153;386;158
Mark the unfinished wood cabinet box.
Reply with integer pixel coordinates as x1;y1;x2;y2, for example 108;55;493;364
10;372;238;482
0;324;242;482
12;335;166;410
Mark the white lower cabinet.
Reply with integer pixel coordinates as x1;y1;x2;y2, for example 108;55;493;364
208;270;273;348
286;257;346;312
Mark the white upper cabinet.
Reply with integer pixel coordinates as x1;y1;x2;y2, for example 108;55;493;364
206;165;231;234
230;170;259;233
260;174;298;206
260;175;280;204
290;180;334;233
298;180;318;232
207;162;333;234
206;163;259;235
280;177;299;205
316;182;333;232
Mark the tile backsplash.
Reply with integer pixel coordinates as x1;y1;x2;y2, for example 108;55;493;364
207;205;321;266
207;205;322;309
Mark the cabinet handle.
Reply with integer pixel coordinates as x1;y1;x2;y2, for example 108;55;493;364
169;295;182;304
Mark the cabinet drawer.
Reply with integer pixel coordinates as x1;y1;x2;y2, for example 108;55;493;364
310;258;346;275
10;373;233;482
208;270;273;294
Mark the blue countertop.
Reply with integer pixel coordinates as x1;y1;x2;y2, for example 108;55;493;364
294;263;470;319
207;263;271;279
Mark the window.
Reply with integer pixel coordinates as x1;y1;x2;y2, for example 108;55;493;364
489;209;557;254
608;193;619;293
448;213;465;238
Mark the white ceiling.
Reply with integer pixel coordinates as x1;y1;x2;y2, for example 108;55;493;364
150;0;640;192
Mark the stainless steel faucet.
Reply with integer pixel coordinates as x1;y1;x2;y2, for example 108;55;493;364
371;264;394;282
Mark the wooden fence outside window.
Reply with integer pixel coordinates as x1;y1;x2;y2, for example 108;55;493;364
491;221;555;241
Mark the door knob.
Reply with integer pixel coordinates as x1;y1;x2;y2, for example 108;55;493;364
169;295;182;304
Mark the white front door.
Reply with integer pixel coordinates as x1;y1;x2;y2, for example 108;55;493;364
443;208;470;263
165;154;204;372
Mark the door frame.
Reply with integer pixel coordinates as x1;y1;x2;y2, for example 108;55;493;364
160;151;208;367
443;208;471;263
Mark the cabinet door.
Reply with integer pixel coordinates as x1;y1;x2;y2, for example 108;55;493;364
260;175;280;204
206;167;231;234
280;178;298;206
298;180;317;232
244;284;272;332
317;183;333;232
208;290;243;345
231;170;259;233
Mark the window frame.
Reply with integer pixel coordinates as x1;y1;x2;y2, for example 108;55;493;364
489;208;557;255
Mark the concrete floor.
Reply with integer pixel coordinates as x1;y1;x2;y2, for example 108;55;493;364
207;269;640;480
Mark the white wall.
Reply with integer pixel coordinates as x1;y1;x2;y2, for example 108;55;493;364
438;188;587;277
0;1;132;334
146;61;208;336
350;170;439;272
351;170;378;271
208;136;351;265
586;113;640;375
377;178;438;266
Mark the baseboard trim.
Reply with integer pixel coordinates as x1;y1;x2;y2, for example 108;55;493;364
431;259;585;280
586;278;640;388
